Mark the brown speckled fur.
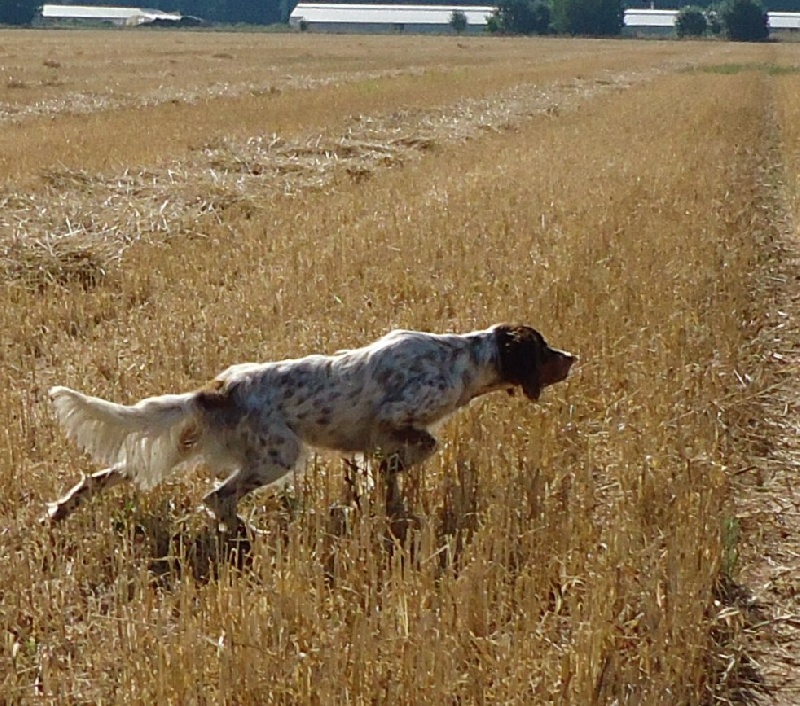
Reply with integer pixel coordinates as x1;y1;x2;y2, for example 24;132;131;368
47;324;575;530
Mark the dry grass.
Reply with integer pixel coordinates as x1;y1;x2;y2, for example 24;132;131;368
728;52;800;701
1;31;799;704
0;64;679;288
0;33;705;181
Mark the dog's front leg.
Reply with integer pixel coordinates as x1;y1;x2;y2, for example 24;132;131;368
374;427;437;546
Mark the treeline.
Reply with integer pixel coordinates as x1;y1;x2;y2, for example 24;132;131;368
486;0;772;39
137;0;294;24
487;0;625;35
345;0;798;6
1;0;796;27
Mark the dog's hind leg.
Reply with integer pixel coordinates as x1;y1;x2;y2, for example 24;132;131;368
202;468;270;533
44;464;129;523
202;426;301;533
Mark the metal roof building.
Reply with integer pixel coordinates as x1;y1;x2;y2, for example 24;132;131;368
289;3;495;33
769;12;800;30
624;8;800;34
41;4;182;26
624;9;677;29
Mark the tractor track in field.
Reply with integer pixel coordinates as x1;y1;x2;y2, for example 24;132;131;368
729;88;800;705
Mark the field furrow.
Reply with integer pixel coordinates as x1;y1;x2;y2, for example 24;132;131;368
733;67;800;702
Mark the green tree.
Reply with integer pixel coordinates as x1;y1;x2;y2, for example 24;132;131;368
450;9;468;33
224;0;279;24
0;0;39;25
706;9;722;34
720;0;769;40
489;0;551;34
552;0;624;35
167;0;285;24
675;5;709;36
529;1;552;33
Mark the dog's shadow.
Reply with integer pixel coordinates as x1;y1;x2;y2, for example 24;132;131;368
124;460;479;586
133;507;395;586
127;502;416;587
118;505;262;585
148;521;254;584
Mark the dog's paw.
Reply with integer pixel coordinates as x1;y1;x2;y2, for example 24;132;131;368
39;502;63;525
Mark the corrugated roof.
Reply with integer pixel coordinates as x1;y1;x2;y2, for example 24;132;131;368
624;9;677;28
289;4;800;31
624;8;800;30
290;4;495;25
769;12;800;29
41;4;180;21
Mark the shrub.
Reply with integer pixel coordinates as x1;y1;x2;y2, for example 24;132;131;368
676;6;709;37
0;0;39;25
706;9;723;35
551;0;624;36
450;9;468;33
489;0;551;34
530;1;552;33
720;0;769;41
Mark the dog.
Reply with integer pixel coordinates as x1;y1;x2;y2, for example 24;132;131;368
45;324;575;529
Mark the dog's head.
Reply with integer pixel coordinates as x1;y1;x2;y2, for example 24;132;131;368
494;324;575;401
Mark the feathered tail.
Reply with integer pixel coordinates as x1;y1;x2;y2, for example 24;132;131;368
49;386;199;491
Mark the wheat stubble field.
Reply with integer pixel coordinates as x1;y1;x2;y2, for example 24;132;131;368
2;30;800;704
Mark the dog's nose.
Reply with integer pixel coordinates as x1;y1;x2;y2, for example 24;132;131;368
539;348;576;388
554;350;576;381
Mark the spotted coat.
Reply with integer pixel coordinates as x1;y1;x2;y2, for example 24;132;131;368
47;324;575;527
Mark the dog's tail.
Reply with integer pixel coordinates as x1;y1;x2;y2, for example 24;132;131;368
49;386;201;491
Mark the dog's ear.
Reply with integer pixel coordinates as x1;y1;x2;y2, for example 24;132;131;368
495;325;545;400
495;325;574;401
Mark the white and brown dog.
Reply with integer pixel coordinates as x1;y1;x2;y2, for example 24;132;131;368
46;324;575;528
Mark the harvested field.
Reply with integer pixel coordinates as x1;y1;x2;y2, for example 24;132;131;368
1;31;800;704
0;64;688;288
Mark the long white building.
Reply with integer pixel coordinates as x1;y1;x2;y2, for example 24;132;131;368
290;4;495;32
289;4;800;35
625;8;800;32
41;4;182;26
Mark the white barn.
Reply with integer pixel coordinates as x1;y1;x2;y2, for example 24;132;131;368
769;12;800;31
290;5;800;35
41;4;181;26
624;8;800;35
289;3;495;33
624;8;677;29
